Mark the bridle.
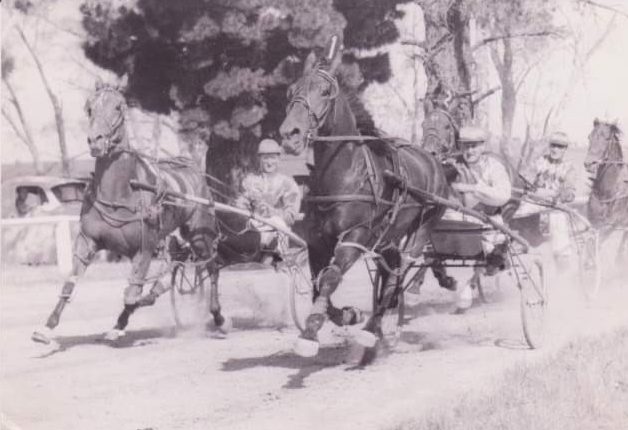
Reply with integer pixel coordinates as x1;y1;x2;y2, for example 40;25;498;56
86;87;127;155
286;67;339;143
422;107;459;160
588;126;628;205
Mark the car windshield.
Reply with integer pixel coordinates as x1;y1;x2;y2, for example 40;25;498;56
51;183;86;203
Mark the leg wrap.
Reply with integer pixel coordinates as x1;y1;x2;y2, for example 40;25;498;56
59;278;77;301
315;264;342;294
149;280;169;296
124;284;144;305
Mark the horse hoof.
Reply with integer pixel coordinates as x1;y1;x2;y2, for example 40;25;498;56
294;337;320;357
31;329;52;345
355;330;378;348
104;329;125;341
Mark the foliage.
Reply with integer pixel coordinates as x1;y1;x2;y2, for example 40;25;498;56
79;0;412;188
80;0;346;142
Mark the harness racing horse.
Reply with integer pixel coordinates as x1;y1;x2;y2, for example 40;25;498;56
32;83;223;345
584;118;628;260
278;48;448;361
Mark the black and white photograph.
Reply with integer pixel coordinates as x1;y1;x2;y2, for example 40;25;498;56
1;1;627;429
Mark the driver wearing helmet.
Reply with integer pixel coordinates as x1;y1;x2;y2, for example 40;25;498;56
235;138;302;252
520;131;577;267
444;126;513;311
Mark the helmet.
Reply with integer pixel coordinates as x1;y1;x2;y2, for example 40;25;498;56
548;131;570;147
257;138;282;155
458;126;487;144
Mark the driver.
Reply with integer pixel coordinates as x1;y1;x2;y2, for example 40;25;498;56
445;126;513;311
524;131;577;267
235;138;302;253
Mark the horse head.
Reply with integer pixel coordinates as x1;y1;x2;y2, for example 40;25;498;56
584;118;623;174
84;82;128;158
279;38;342;155
421;107;458;160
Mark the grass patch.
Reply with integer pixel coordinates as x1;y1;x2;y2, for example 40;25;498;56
392;328;628;430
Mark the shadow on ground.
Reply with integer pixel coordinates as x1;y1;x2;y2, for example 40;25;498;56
221;344;351;389
35;326;177;358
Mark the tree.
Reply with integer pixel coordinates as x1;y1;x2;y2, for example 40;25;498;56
79;0;345;186
4;0;72;176
79;0;411;189
470;0;562;152
1;48;43;174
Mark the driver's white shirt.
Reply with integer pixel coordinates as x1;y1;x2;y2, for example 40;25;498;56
235;171;301;226
455;154;512;208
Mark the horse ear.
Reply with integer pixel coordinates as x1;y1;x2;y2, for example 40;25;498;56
303;51;317;75
594;117;600;127
329;48;343;74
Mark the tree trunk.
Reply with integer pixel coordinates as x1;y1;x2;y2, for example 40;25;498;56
489;35;516;157
2;79;43;174
419;0;474;126
17;28;70;177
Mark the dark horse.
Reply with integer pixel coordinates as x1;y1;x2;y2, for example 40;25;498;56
278;48;448;360
32;83;223;345
584;118;628;259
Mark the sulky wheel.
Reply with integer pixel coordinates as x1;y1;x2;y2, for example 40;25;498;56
514;254;547;349
575;230;601;301
169;263;207;328
285;249;313;332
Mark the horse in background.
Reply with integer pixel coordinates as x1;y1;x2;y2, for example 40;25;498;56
279;43;449;362
32;83;223;345
584;118;628;259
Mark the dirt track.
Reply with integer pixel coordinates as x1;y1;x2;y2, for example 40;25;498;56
1;247;627;430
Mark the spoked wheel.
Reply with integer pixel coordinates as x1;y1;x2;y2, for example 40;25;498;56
575;230;601;300
170;263;208;328
284;249;313;332
514;254;547;349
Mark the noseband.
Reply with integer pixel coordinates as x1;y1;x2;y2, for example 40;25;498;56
287;68;339;143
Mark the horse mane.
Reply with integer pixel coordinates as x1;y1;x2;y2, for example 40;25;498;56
337;80;380;137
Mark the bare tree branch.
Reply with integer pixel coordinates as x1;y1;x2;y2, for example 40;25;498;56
584;12;617;61
552;11;618;116
2;77;43;173
472;30;562;51
579;0;628;19
16;26;70;176
2;107;29;145
472;86;501;106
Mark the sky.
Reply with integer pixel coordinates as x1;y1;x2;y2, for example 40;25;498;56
1;0;627;167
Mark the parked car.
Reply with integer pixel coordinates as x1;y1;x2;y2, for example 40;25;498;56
1;176;87;219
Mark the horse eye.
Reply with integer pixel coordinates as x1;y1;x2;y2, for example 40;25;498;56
321;87;331;97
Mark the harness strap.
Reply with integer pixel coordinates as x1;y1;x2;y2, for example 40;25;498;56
335;241;400;276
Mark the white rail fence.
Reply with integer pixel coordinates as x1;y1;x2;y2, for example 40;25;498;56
1;215;78;274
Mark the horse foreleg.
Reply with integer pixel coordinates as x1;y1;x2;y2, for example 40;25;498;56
207;265;230;332
294;237;364;357
108;250;153;339
32;232;98;345
358;249;401;349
